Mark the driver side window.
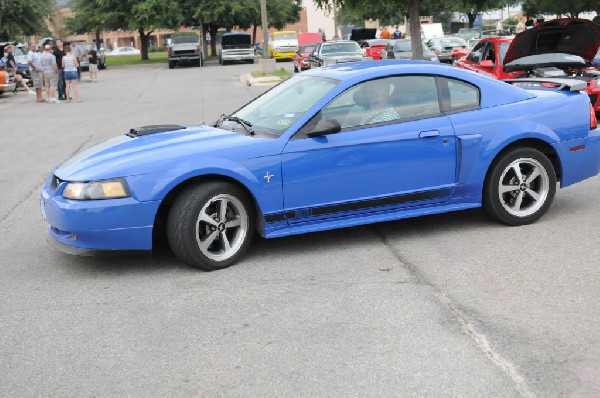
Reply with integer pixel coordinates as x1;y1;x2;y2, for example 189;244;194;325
467;42;485;63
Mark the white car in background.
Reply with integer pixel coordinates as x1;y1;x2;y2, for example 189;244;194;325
106;47;140;56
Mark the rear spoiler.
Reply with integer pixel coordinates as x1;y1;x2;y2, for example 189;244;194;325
504;78;587;91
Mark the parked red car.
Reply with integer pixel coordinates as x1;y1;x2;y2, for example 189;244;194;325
358;39;390;60
455;37;523;80
292;43;319;72
456;19;600;114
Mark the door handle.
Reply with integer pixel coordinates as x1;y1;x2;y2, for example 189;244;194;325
419;130;440;138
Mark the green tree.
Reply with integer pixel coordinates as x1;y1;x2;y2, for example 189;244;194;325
452;0;508;28
182;0;301;56
314;0;425;59
66;0;184;60
64;0;107;49
0;0;53;41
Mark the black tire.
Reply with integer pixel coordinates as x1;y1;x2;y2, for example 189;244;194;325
200;55;204;67
98;62;106;70
196;58;201;67
293;64;299;73
167;182;255;271
168;61;175;69
483;147;557;226
246;58;255;64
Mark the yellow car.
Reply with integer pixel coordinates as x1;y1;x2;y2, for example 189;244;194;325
269;31;298;60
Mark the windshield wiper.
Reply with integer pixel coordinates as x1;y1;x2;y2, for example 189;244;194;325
214;114;254;135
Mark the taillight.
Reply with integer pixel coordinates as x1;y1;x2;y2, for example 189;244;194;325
167;47;171;55
591;104;597;130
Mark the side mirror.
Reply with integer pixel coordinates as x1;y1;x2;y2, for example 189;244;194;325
306;119;341;137
480;60;494;68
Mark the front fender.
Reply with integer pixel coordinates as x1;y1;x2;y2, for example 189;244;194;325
126;154;284;218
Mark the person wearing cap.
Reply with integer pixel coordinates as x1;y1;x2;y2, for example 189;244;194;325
27;43;45;102
41;44;59;103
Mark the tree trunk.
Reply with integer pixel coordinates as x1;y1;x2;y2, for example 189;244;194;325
408;0;423;60
209;25;218;57
252;25;257;46
138;28;152;60
467;12;476;29
200;22;209;60
95;30;102;50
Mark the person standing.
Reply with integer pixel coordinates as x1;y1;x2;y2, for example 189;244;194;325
53;40;66;100
62;46;80;103
27;44;45;102
41;44;59;103
70;43;82;80
87;44;98;82
380;27;391;39
516;18;526;33
392;26;402;39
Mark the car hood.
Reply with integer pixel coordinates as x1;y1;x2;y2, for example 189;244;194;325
55;125;267;181
350;28;376;42
322;54;364;61
504;18;600;65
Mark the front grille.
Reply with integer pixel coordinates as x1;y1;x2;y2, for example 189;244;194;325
589;94;598;107
173;49;196;56
224;50;252;56
51;175;63;190
276;46;296;52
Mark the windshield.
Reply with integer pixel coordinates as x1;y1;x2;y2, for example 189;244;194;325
222;35;251;46
367;39;389;47
468;39;481;47
440;38;466;46
273;33;297;41
172;36;198;44
505;53;586;69
498;42;510;64
321;42;361;55
299;45;316;54
230;75;338;136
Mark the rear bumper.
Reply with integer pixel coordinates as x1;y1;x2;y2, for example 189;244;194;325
553;128;600;187
272;52;295;60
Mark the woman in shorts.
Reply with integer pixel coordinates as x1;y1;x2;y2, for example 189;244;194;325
62;46;80;102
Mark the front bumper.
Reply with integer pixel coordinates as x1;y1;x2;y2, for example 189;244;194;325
0;82;16;93
169;55;201;61
272;51;295;60
40;176;160;252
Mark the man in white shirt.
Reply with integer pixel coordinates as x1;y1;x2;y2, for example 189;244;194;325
27;44;44;102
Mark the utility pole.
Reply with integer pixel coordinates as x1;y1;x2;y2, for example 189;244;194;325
261;0;269;59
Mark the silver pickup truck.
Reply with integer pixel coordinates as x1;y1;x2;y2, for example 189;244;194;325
219;32;255;65
168;35;203;69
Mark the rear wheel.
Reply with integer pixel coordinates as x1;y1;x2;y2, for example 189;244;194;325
483;148;556;226
168;61;175;69
167;182;254;271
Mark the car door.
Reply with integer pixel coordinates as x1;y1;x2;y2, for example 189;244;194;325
281;75;458;224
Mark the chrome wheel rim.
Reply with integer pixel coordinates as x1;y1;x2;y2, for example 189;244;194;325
195;194;248;262
498;158;550;218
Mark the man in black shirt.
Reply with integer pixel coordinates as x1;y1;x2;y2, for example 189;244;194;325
87;44;99;82
53;40;66;100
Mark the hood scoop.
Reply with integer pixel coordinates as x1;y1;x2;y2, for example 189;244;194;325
127;124;186;137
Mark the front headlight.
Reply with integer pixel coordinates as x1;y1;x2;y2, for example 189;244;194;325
63;178;130;200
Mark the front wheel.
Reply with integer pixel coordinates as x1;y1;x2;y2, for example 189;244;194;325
167;182;254;271
483;148;556;226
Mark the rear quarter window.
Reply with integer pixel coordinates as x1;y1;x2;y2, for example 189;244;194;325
442;78;480;112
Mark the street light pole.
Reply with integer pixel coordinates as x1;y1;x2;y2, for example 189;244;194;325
261;0;269;59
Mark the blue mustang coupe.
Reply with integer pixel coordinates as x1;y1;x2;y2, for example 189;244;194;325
41;61;600;270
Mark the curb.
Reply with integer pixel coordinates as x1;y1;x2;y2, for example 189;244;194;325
240;73;282;87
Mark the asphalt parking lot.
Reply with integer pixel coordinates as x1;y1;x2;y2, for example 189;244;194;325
1;59;599;397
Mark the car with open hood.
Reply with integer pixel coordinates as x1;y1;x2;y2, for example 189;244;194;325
457;19;600;113
307;41;371;68
454;36;523;80
219;32;254;65
41;60;600;271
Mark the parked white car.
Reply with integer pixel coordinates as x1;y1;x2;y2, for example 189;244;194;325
107;47;140;56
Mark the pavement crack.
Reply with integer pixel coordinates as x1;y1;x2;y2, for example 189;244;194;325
0;134;94;226
373;226;536;398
